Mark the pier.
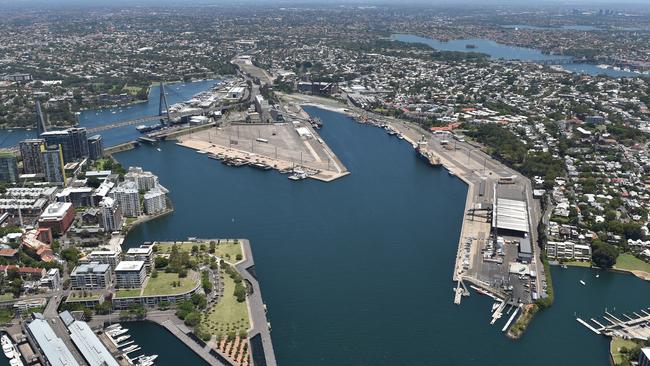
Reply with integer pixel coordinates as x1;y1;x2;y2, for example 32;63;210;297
577;307;650;340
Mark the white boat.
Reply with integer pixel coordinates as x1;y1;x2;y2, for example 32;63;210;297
596;274;600;278
109;328;128;336
122;345;139;352
2;335;14;359
114;335;131;343
106;324;121;331
139;355;158;363
156;148;162;152
579;280;586;286
9;358;23;366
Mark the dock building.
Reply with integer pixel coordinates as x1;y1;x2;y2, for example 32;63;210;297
26;314;79;366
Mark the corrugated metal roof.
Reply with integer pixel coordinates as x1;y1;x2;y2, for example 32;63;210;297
27;318;79;366
494;198;529;233
68;321;119;366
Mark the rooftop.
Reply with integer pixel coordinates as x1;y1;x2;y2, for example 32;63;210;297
27;317;79;366
115;260;145;272
67;320;119;366
40;202;73;220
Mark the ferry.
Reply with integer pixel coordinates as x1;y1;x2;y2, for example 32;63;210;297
2;335;14;359
136;124;162;133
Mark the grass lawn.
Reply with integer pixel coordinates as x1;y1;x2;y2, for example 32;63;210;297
610;337;638;365
142;271;198;296
200;269;249;337
563;260;592;268
115;289;142;298
614;253;650;273
0;309;12;323
0;293;14;302
156;240;243;263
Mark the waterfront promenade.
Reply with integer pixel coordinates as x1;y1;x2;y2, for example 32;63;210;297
237;240;277;366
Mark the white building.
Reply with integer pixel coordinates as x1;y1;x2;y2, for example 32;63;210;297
143;187;167;215
84;250;121;270
125;246;154;271
125;167;158;191
98;197;122;232
110;181;141;217
115;261;146;289
546;241;592;261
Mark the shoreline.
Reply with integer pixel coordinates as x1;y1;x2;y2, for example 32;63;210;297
553;261;650;282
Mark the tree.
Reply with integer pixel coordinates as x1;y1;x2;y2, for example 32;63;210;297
191;293;207;309
592;241;619;269
154;257;169;269
86;176;101;188
184;311;201;327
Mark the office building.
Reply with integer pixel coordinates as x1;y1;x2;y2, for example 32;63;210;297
98;197;123;232
42;144;66;184
38;202;74;235
115;261;146;289
0;151;19;183
144;186;167;215
70;262;112;290
87;134;103;160
110;181;141;217
19;139;45;175
41;127;89;163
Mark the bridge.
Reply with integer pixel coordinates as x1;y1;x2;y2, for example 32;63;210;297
85;82;250;135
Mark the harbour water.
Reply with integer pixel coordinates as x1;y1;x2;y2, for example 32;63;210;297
391;33;645;78
0;79;220;148
115;107;650;365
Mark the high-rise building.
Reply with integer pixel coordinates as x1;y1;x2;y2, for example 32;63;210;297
41;127;89;163
125;167;158;191
98;197;122;232
144;186;167;215
68;127;89;160
41;145;66;184
19;139;45;175
87;135;104;160
110;181;141;217
0;151;19;183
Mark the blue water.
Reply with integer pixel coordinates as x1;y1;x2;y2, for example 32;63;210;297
0;79;220;148
502;24;600;31
391;33;645;78
114;107;650;365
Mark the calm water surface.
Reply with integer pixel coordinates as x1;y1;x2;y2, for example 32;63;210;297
391;33;645;78
0;80;220;148
115;107;650;365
